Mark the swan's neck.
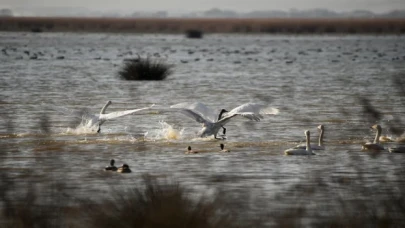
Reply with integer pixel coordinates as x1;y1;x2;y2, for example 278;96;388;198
374;128;381;144
306;134;313;154
100;101;111;114
318;129;324;146
218;109;228;121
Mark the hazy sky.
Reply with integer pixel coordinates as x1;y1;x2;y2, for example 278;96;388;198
1;0;404;13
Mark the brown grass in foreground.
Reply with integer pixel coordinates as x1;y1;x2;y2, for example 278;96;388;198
1;170;405;228
0;17;405;34
84;176;239;228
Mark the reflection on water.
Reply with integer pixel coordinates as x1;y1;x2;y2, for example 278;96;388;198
1;32;405;225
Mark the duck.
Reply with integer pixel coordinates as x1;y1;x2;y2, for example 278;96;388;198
117;164;132;173
294;125;325;150
104;159;117;171
362;124;385;152
170;102;279;139
219;143;230;152
388;146;405;153
285;130;315;155
185;146;199;154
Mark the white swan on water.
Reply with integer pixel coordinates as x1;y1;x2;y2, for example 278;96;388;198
79;101;154;133
170;102;279;139
294;125;325;150
362;124;384;152
285;130;315;155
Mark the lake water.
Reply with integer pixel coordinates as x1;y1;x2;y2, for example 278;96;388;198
1;32;405;225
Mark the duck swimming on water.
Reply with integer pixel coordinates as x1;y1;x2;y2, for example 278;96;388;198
117;164;132;173
104;159;117;171
219;143;230;152
185;146;199;154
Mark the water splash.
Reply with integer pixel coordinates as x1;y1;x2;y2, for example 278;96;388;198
148;121;184;140
62;119;98;135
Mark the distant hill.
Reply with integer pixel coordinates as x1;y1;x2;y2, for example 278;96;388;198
2;7;405;18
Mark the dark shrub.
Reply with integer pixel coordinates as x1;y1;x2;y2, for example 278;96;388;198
118;56;173;81
186;29;203;39
31;27;43;33
86;175;237;228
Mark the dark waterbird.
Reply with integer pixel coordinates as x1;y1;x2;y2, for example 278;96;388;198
104;159;117;171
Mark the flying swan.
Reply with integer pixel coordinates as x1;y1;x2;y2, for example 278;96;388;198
170;102;279;139
75;101;153;133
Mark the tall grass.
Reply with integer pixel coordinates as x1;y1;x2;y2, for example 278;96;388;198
85;175;237;228
1;167;405;227
0;174;71;228
118;56;173;81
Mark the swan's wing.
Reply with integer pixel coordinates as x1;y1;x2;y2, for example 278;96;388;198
170;102;216;123
228;103;279;116
99;104;154;121
177;109;210;124
221;103;279;122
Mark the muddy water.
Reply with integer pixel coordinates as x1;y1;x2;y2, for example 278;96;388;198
1;32;405;220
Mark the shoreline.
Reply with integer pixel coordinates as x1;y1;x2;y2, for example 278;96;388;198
1;16;405;34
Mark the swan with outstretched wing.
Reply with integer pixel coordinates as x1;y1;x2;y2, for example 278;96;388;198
170;102;279;139
56;101;154;133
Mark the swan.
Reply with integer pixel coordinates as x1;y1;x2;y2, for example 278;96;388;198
362;124;384;151
285;130;315;155
217;109;229;137
294;125;325;150
79;101;154;133
117;164;132;173
219;143;230;152
185;146;199;154
104;159;117;171
379;135;395;142
396;135;405;143
170;102;279;139
388;146;405;153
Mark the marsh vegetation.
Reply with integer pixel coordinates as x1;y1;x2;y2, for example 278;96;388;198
118;56;173;80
